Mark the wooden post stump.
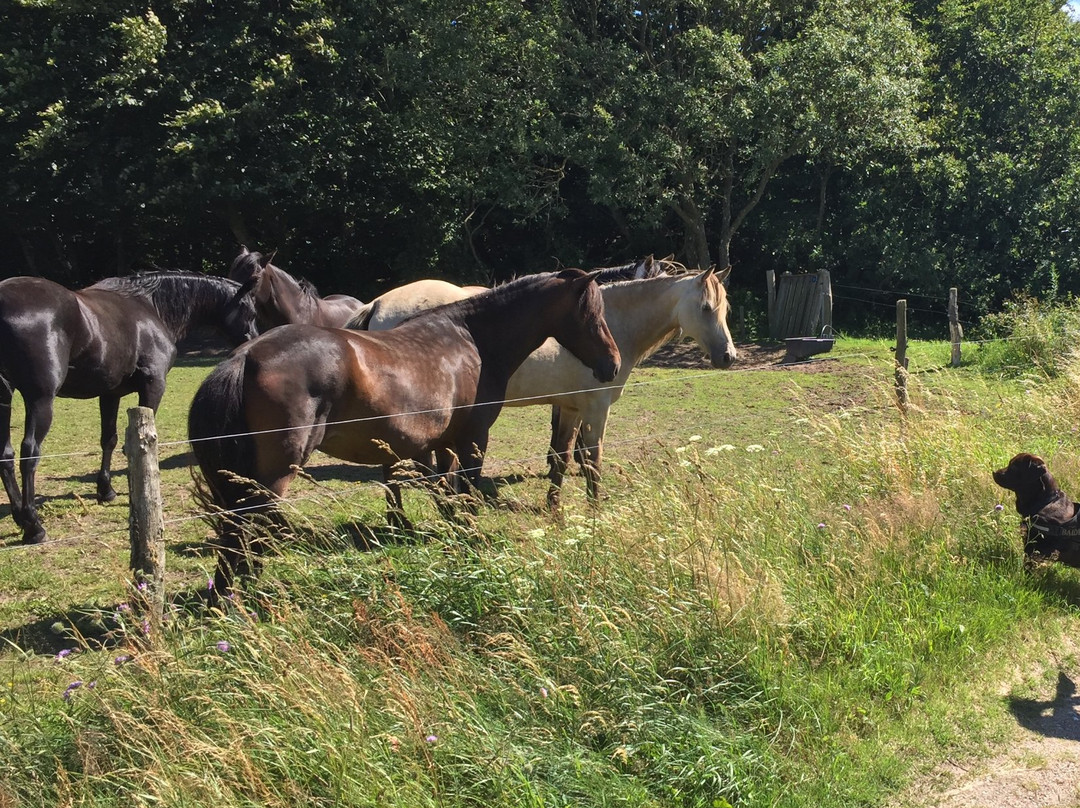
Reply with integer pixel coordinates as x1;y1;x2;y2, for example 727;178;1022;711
948;287;963;367
125;406;165;627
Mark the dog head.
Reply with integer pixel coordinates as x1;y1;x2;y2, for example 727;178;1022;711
993;452;1060;516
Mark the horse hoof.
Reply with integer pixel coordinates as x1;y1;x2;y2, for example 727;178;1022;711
22;526;47;545
97;487;118;504
546;491;562;510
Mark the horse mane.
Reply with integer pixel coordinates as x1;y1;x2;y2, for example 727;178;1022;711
227;250;261;285
90;271;242;336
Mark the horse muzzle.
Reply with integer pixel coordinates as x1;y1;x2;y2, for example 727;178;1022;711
592;356;620;383
710;346;737;369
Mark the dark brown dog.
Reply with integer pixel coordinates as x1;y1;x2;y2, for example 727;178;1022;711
993;452;1080;567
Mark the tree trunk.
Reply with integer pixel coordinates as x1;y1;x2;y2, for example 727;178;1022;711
670;195;711;269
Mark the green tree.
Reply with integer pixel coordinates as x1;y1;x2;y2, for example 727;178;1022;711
554;0;925;270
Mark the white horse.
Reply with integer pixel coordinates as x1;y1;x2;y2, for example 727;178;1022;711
502;267;735;506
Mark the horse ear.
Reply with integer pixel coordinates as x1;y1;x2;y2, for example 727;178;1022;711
260;250;277;269
239;244;249;255
579;269;605;289
714;266;731;284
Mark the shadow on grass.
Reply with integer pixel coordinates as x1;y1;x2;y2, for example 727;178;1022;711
1007;670;1080;742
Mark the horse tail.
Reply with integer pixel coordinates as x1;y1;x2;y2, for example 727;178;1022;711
188;353;256;511
189;352;273;596
343;301;374;330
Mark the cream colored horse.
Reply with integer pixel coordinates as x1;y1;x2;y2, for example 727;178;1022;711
345;257;734;506
345;279;486;330
504;267;735;506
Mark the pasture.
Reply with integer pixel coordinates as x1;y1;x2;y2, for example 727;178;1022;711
2;334;1080;806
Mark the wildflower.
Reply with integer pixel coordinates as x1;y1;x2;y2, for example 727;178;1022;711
117;603;131;612
425;734;438;744
675;446;687;453
141;620;151;636
55;649;72;661
679;460;691;467
842;504;852;511
746;444;765;453
540;687;549;699
114;654;131;665
207;577;214;591
995;504;1004;511
137;581;148;592
688;435;702;442
62;681;82;701
817;523;826;529
527;528;546;540
216;640;230;653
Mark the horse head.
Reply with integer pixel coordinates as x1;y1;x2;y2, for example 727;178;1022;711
679;266;736;369
228;245;276;297
551;269;621;382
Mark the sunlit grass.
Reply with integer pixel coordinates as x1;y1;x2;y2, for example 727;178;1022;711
2;328;1080;806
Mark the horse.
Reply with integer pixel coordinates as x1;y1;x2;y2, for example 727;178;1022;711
345;256;670;331
0;271;258;544
228;246;365;330
345;279;488;330
501;267;736;507
188;268;621;594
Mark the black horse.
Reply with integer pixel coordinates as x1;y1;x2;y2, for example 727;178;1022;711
0;271;258;544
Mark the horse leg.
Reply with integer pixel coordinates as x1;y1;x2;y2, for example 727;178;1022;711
0;379;25;529
577;410;610;505
18;394;54;544
546;406;580;510
96;395;120;503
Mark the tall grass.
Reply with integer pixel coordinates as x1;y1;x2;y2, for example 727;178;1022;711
4;314;1080;805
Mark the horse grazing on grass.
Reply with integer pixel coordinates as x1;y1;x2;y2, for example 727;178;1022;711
228;246;365;330
345;256;669;331
0;272;257;544
188;269;621;594
502;267;736;507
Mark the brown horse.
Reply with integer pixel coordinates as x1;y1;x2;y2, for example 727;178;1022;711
228;246;365;330
189;268;621;593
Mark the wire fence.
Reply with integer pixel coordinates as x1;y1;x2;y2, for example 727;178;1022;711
0;333;1029;556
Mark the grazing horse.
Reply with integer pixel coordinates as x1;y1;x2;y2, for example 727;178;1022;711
0;272;257;544
188;269;621;593
228;246;365;329
502;267;736;506
346;255;670;331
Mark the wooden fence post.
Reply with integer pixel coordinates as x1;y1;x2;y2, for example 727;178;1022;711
948;287;963;367
895;300;909;414
819;269;833;337
125;406;165;626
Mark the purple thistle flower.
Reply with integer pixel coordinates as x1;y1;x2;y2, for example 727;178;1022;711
137;581;148;592
995;504;1004;511
817;522;826;529
216;640;230;653
55;649;72;661
207;578;214;591
540;686;549;699
62;681;82;701
114;654;131;665
425;734;438;744
842;504;852;511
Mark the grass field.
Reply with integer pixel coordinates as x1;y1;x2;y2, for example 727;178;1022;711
2;332;1080;806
